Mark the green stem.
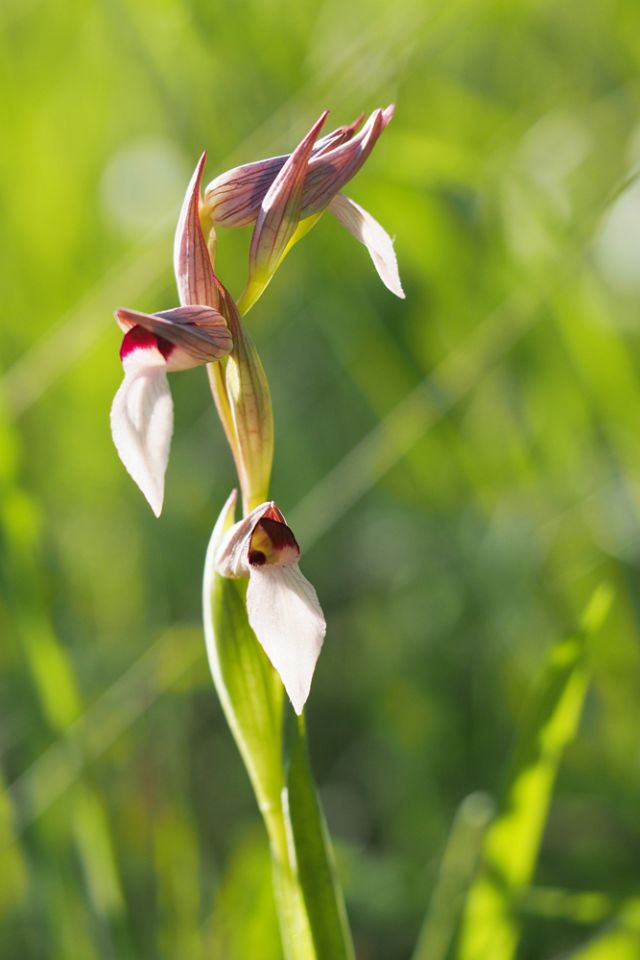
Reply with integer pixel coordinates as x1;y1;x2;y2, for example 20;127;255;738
266;808;315;959
281;712;355;960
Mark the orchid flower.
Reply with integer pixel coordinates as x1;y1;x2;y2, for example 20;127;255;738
203;106;404;310
216;493;326;714
110;304;232;517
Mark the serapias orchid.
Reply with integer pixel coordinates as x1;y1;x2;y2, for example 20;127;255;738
111;304;232;517
203;106;404;310
216;493;326;714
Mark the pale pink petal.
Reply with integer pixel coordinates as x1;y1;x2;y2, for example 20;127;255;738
329;193;405;299
246;563;326;714
110;359;173;517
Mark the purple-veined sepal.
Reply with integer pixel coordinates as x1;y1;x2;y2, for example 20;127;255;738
202;106;401;309
299;105;394;217
202;113;365;228
174;152;221;309
216;498;326;714
241;112;329;313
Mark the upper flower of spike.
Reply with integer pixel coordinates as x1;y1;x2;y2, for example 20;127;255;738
111;304;232;516
216;496;326;714
202;107;404;311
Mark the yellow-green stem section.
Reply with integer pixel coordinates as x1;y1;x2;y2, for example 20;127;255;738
237;212;323;316
265;805;316;959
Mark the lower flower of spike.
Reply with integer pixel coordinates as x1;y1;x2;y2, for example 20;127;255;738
111;305;232;517
216;498;326;714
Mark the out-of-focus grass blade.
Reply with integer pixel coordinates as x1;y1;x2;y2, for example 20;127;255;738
567;901;640;960
457;584;613;960
283;713;355;960
72;784;123;918
0;405;124;937
154;804;204;960
0;774;28;914
207;826;281;960
412;792;495;960
521;887;640;925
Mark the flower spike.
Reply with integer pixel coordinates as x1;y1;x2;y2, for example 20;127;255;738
216;499;326;714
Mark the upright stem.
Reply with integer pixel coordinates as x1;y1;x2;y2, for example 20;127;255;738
207;288;274;515
265;807;316;959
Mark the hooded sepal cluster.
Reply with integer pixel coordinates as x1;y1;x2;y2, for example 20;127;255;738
110;304;232;516
203;107;404;312
216;496;326;715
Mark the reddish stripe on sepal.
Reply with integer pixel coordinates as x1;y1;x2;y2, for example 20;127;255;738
174;152;220;308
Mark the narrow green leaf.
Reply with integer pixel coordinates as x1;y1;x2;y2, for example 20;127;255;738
283;713;355;960
208;827;281;960
412;792;495;960
457;585;613;960
521;887;640;925
568;901;640;960
0;774;28;914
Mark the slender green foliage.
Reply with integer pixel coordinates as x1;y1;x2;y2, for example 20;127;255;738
457;586;613;960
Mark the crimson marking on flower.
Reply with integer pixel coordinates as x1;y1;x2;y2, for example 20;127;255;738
216;497;325;714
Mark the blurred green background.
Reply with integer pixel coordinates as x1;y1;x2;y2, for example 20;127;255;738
2;0;640;957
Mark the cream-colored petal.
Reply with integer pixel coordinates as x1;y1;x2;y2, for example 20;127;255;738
329;193;405;298
246;563;326;714
110;366;173;517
